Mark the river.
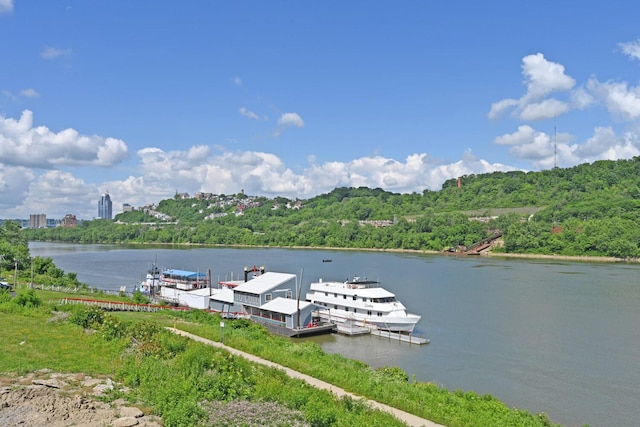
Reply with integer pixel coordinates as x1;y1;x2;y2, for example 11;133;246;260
29;242;640;427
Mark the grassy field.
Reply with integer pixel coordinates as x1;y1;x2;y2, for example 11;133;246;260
0;288;567;427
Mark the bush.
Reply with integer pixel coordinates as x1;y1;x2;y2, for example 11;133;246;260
12;289;41;308
69;305;105;329
101;314;128;340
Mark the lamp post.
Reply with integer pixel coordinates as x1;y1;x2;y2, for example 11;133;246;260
0;254;4;279
13;258;18;289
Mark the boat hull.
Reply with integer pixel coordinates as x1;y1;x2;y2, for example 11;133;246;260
315;309;420;333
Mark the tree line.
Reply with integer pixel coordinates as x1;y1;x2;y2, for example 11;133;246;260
21;156;640;259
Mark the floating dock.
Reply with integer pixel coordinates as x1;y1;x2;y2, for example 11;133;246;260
336;320;429;344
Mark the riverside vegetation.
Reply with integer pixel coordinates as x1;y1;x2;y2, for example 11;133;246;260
0;287;563;427
2;223;574;426
21;157;640;259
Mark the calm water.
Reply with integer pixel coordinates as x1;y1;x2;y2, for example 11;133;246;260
29;242;640;427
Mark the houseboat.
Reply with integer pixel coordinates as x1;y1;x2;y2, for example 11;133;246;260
306;276;421;333
140;266;210;293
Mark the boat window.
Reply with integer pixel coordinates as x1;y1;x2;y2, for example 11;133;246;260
345;307;349;311
325;292;328;296
377;312;382;317
353;309;357;313
334;305;338;309
334;293;337;298
343;294;347;299
367;311;372;316
352;295;357;301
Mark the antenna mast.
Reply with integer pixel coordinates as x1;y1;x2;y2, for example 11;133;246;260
553;116;557;169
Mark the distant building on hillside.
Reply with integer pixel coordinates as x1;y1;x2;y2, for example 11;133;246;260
98;193;113;219
123;203;134;212
29;213;46;229
60;214;78;228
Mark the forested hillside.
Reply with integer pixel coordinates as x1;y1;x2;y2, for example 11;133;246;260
21;157;640;259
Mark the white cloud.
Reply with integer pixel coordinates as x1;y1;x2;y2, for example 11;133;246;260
619;39;640;62
519;99;570;121
19;88;39;98
239;107;261;120
0;110;129;168
0;0;13;13
488;98;518;120
40;46;72;60
586;77;640;121
233;77;242;86
274;112;304;136
489;53;576;121
494;125;537;145
277;112;304;128
494;124;640;169
521;53;575;101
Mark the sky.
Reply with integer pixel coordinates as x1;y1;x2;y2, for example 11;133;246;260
2;1;640;220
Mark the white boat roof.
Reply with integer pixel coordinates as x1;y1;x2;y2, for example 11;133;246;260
233;272;297;294
209;287;235;303
260;297;313;315
310;281;395;298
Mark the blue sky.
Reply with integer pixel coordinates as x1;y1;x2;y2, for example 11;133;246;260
1;1;640;219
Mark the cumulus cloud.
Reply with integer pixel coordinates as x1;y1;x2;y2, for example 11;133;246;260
0;110;129;168
619;39;640;62
41;45;72;60
233;76;242;86
489;53;576;121
275;112;304;136
586;77;640;121
494;124;640;169
521;53;575;101
0;0;13;13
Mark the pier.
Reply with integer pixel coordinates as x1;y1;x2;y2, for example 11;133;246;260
336;320;429;344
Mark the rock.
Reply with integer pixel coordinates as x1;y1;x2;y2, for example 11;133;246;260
120;406;144;418
32;378;68;389
113;416;140;427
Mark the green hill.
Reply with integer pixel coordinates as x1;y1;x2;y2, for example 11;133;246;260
21;157;640;259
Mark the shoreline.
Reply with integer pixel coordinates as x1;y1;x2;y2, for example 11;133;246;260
33;239;640;264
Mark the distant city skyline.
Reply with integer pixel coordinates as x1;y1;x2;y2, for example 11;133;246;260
2;2;640;219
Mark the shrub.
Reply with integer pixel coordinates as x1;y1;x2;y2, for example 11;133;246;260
12;289;41;308
101;314;128;340
69;305;105;329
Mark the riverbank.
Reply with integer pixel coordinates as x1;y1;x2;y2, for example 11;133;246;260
63;239;640;264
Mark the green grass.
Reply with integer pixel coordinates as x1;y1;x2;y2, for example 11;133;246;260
0;289;569;427
0;309;126;375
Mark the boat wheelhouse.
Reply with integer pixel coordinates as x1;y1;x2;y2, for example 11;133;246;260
305;276;421;333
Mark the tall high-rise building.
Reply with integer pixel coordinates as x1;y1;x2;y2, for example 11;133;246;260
29;213;46;229
98;193;113;219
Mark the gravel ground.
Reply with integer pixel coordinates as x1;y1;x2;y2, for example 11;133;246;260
0;370;162;427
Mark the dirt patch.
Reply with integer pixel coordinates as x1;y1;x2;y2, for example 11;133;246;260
0;370;162;426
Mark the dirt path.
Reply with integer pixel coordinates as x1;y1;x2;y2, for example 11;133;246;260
168;328;444;427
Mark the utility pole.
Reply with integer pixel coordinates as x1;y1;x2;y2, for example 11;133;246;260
13;258;18;289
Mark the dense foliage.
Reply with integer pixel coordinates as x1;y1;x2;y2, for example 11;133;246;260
22;157;640;258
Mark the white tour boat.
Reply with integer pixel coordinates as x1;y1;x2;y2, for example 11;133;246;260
306;276;421;333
